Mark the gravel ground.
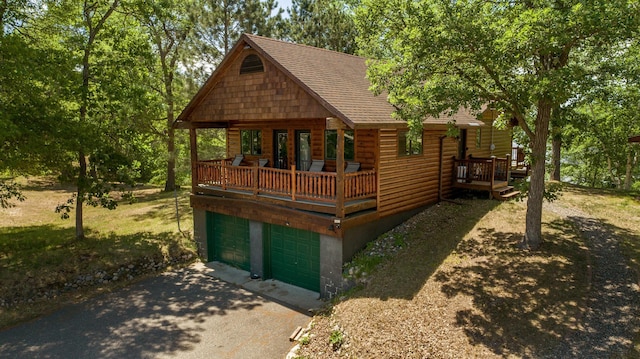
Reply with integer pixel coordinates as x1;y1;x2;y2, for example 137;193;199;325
544;202;640;358
294;198;640;358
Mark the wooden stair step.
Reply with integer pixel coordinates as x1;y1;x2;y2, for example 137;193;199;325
493;186;514;194
491;185;520;201
500;190;520;199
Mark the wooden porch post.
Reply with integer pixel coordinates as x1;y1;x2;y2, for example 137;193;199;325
336;128;345;218
253;165;259;197
190;127;198;192
221;159;227;190
489;157;496;199
291;165;297;201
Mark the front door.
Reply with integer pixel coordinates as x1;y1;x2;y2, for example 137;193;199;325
296;130;311;171
274;130;288;169
458;129;468;159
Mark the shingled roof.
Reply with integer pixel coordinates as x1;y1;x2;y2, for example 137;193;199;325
177;34;485;128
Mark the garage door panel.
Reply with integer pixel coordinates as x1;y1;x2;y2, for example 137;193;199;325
207;212;250;271
268;225;320;292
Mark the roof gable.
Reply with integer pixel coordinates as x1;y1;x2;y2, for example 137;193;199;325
188;48;333;123
177;34;485;129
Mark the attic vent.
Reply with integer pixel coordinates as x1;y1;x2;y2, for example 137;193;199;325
240;54;264;74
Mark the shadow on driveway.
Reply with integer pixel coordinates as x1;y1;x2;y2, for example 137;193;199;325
0;265;310;359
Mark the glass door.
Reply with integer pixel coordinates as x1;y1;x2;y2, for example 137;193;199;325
296;130;311;171
274;130;288;169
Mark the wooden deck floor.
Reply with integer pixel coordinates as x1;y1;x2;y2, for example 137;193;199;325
195;185;377;216
452;180;509;191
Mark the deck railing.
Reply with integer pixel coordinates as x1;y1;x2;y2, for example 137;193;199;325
511;146;527;169
195;160;377;203
345;171;377;200
453;156;510;185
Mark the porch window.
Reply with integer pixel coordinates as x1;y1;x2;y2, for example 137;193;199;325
324;130;354;160
241;130;262;155
475;128;482;149
398;130;422;156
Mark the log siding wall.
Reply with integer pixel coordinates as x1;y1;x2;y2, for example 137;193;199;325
377;127;457;217
466;112;513;159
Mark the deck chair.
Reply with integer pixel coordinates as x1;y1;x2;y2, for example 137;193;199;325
258;158;269;167
231;154;244;166
345;161;361;173
308;159;325;172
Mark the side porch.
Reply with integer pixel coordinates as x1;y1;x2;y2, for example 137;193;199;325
453;156;520;200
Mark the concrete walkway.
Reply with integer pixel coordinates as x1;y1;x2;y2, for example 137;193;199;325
0;263;318;359
200;261;324;313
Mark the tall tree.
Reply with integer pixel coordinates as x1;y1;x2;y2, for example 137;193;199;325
563;38;640;190
197;0;283;59
10;0;161;239
357;0;639;249
72;0;120;239
1;1;76;203
549;105;575;182
285;0;358;54
132;0;196;192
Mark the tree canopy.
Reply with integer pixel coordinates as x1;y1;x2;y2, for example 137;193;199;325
284;0;359;54
356;0;640;249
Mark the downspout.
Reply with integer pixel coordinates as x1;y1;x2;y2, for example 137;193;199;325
490;108;496;156
438;135;446;202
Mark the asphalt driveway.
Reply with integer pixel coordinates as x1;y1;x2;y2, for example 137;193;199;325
0;265;311;358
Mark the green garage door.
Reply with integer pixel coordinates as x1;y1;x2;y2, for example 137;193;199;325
268;225;320;292
207;212;250;271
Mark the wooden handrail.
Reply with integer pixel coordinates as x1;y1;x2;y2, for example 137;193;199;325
453;157;509;183
345;170;377;200
195;161;377;205
295;170;336;202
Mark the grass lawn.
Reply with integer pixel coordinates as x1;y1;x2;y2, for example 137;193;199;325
295;184;640;358
0;177;196;329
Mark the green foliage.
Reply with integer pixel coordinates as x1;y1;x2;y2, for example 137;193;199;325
0;181;25;208
560;39;640;190
284;0;358;54
514;180;563;203
329;329;344;350
195;0;284;61
299;334;311;345
356;0;640;247
356;0;638;129
0;33;76;175
393;233;406;248
344;240;383;280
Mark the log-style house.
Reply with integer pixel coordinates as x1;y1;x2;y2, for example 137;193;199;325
175;34;516;298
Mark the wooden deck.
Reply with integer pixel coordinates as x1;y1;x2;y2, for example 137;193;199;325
194;185;377;215
193;160;377;216
452;156;520;200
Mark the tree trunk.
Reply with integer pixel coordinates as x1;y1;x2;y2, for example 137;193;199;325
163;57;176;192
76;150;86;240
624;149;633;191
165;126;176;192
77;41;91;240
551;135;561;181
523;100;551;250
